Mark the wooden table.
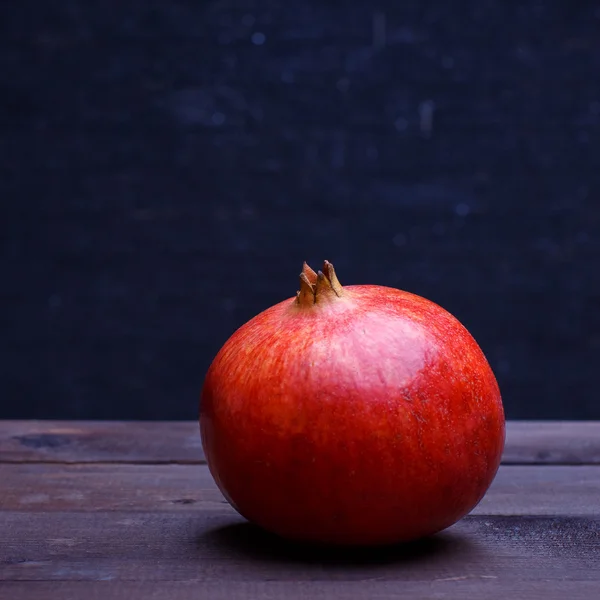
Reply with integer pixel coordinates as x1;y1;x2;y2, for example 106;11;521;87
1;421;599;599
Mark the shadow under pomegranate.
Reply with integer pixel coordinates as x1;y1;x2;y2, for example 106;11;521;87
200;521;479;568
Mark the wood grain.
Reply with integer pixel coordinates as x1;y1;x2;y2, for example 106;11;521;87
1;463;599;516
0;421;203;464
3;580;600;600
1;511;598;588
503;421;600;464
1;421;599;465
2;421;599;598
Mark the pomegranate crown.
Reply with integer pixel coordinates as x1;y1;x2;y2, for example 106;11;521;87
296;260;344;306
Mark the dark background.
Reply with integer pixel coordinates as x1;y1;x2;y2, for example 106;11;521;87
2;1;599;420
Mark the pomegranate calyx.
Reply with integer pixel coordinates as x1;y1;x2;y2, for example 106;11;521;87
302;261;318;285
296;260;343;306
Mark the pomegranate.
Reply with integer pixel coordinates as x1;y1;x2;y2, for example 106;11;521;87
200;261;505;545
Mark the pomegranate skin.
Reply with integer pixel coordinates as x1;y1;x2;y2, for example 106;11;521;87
200;269;505;546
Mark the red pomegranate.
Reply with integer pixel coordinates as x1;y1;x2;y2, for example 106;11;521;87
200;261;505;545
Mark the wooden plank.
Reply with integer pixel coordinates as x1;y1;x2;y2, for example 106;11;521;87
503;421;600;464
0;464;599;517
0;421;204;464
1;421;599;465
0;511;599;587
0;464;225;512
2;580;600;600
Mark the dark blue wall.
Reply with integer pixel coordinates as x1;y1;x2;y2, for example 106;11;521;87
2;2;599;419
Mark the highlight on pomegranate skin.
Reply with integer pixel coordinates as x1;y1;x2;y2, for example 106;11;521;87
200;261;505;546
